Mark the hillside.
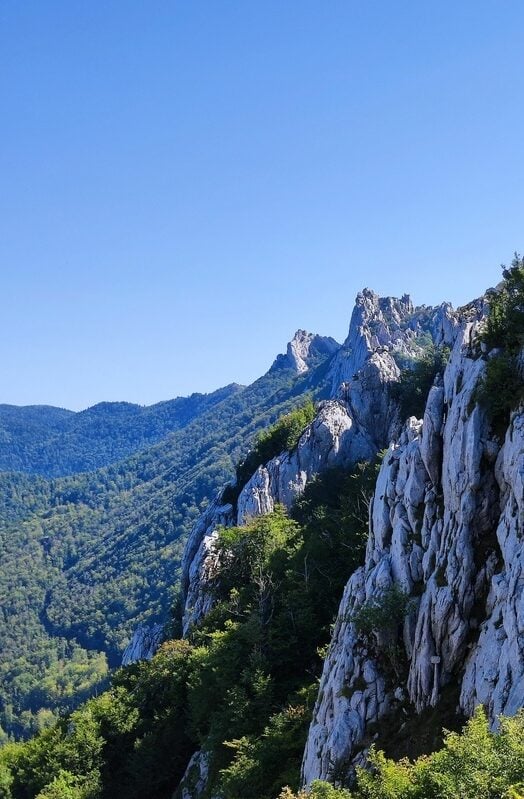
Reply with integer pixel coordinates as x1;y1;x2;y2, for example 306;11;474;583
0;385;241;476
0;334;337;741
1;265;523;799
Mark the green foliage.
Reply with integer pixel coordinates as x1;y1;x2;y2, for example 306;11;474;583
233;399;316;497
0;641;195;799
279;780;352;798
0;388;242;477
351;585;414;679
185;463;375;797
478;254;524;428
392;346;450;422
478;353;524;424
281;708;524;799
0;366;329;740
351;585;413;641
0;460;374;799
483;254;524;351
220;695;314;799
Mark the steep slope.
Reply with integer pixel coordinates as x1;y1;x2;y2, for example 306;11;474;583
2;276;523;799
172;291;451;798
302;288;524;784
0;333;335;740
181;291;451;639
0;385;241;476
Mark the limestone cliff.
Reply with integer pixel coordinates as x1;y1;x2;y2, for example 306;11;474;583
121;623;164;666
175;286;524;797
302;299;524;784
271;330;339;373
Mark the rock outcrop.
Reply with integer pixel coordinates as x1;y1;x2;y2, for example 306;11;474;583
174;751;212;799
328;289;456;397
236;400;375;524
302;301;524;784
175;287;524;796
460;410;524;719
121;623;164;666
181;497;234;635
271;330;339;373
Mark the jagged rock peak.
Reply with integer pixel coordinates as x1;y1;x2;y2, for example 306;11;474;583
271;330;339;374
344;289;420;360
329;288;459;398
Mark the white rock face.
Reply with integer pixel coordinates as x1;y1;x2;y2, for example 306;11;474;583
329;289;457;397
174;750;212;799
121;623;164;666
271;330;339;373
236;400;376;524
176;287;520;797
302;307;524;785
180;290;448;636
460;411;524;719
181;497;234;635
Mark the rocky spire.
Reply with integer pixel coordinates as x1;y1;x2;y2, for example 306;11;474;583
271;330;339;373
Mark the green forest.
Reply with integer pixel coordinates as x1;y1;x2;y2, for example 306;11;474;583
0;460;380;799
0;360;333;741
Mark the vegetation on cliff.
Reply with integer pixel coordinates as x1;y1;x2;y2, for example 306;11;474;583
0;459;377;798
281;708;524;799
478;254;524;428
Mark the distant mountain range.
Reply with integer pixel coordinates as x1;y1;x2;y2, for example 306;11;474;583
0;385;241;476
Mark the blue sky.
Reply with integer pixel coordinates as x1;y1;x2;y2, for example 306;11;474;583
1;1;523;409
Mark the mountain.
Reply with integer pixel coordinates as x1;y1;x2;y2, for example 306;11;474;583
175;276;524;798
1;265;523;799
0;334;336;741
0;385;242;476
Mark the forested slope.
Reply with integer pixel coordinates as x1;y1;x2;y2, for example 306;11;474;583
0;344;334;741
0;384;241;476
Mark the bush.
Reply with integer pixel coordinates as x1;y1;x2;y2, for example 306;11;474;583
234;400;316;494
279;782;352;799
351;585;413;642
392;346;450;421
478;254;524;429
483;254;524;351
350;585;414;680
477;352;524;426
282;708;524;799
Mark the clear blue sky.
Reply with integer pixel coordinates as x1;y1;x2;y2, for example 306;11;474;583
1;1;523;410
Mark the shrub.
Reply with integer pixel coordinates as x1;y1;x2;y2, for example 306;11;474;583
392;346;450;421
483;254;524;351
351;585;413;642
219;696;313;799
234;400;316;494
279;781;352;799
478;254;524;429
477;352;524;426
351;585;414;680
282;708;524;799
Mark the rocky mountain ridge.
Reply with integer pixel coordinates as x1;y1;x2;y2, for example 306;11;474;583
180;290;452;638
174;283;523;796
2;274;522;799
301;296;524;783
